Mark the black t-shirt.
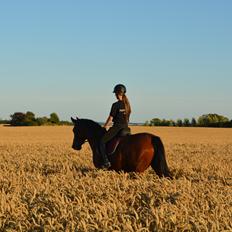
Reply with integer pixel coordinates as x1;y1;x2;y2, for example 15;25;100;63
110;100;128;126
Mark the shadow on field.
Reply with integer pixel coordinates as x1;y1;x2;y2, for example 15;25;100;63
72;165;95;175
170;168;187;179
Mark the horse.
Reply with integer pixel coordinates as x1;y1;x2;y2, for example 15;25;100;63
71;117;172;178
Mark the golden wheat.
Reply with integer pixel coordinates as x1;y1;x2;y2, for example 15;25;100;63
0;125;231;231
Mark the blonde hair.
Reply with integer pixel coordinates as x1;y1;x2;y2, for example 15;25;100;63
122;94;131;122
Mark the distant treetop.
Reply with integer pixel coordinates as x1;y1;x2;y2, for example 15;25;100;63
145;113;232;128
9;112;71;126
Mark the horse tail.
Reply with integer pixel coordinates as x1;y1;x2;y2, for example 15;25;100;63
151;136;172;179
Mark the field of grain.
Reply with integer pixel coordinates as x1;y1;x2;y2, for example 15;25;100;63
0;125;231;231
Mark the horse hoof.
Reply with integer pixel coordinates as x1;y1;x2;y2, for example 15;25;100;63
100;162;111;169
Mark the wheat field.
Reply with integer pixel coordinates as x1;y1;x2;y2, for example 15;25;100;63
0;125;231;232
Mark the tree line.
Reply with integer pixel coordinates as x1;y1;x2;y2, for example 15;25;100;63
1;112;232;128
144;114;232;128
0;112;72;126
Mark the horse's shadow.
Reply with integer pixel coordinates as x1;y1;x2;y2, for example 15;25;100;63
71;165;140;179
72;165;95;176
71;165;173;180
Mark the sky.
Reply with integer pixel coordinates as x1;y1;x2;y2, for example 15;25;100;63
0;1;232;122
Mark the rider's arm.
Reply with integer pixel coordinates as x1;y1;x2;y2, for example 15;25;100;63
104;115;113;128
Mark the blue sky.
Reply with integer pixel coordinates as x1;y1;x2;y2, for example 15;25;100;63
0;1;231;122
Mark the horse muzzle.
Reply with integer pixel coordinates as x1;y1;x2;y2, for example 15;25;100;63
72;144;82;150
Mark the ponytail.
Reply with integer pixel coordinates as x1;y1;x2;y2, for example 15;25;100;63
122;94;131;122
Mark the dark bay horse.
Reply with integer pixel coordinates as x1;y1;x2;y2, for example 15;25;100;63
71;117;172;178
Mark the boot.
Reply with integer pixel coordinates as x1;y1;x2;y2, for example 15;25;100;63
99;142;111;169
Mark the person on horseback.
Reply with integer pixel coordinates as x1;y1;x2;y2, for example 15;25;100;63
99;84;131;168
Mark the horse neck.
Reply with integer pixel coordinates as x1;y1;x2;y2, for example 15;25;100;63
84;121;106;151
84;123;105;168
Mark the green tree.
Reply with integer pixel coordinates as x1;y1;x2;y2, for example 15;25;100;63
25;111;37;126
10;112;27;126
176;119;183;127
168;120;176;127
191;118;197;127
161;119;171;126
145;114;232;128
198;114;229;127
50;113;60;124
36;117;49;126
183;118;190;127
150;118;162;126
26;111;35;120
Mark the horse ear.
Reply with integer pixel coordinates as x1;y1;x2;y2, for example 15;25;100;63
71;117;76;124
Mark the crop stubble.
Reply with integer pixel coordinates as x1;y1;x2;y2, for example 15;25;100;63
0;125;231;231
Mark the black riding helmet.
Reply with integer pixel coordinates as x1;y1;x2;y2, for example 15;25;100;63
113;84;127;94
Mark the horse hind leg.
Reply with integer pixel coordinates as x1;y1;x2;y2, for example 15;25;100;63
151;136;172;179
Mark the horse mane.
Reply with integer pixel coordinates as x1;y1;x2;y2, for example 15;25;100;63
79;118;106;137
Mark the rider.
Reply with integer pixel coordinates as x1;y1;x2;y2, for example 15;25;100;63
99;84;131;168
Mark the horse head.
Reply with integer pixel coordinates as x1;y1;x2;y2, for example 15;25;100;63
71;117;87;150
71;117;106;151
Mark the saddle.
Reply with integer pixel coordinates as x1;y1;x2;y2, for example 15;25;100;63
106;127;131;155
